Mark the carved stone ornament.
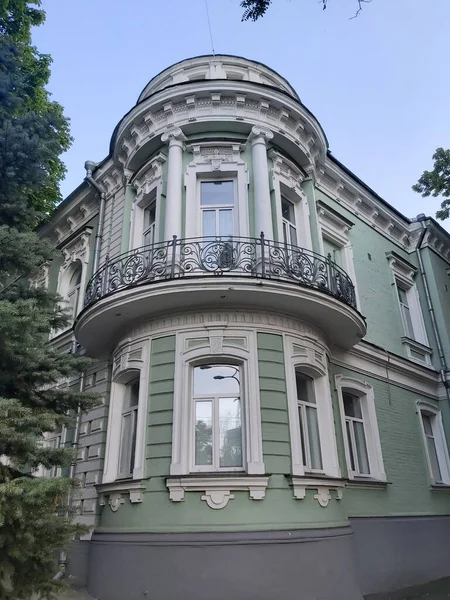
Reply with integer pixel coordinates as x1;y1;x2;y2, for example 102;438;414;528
291;477;345;507
166;476;269;510
97;481;146;512
61;230;92;271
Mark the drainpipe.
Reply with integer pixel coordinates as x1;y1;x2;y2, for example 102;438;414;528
85;161;107;273
415;215;450;405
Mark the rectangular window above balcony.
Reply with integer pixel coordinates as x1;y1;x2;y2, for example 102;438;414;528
200;180;236;238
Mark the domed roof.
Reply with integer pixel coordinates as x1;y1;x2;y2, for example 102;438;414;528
137;54;300;103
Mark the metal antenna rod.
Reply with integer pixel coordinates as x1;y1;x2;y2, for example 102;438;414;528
204;0;216;56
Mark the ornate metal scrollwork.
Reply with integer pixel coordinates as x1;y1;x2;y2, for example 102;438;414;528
83;235;357;311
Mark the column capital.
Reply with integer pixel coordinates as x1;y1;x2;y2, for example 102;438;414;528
161;127;187;145
248;126;274;145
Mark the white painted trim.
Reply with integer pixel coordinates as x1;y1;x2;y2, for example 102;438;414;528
335;375;386;482
284;334;341;479
270;150;312;250
167;475;269;509
130;153;166;248
170;329;265;477
184;142;249;239
317;203;360;309
290;477;345;507
417;399;450;485
386;252;429;347
102;340;150;483
97;479;146;512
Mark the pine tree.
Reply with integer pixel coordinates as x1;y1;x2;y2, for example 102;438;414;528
0;2;95;597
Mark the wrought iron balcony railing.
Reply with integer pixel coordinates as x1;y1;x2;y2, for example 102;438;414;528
84;235;357;310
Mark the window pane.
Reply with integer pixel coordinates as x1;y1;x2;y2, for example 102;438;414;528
354;421;370;475
201;181;234;206
346;420;356;471
144;204;156;228
298;406;307;468
195;401;213;465
119;414;132;476
343;392;362;419
290;225;298;247
219;397;242;467
219;209;233;238
281;197;295;224
295;372;314;404
128;379;140;407
427;436;442;483
401;305;415;339
422;414;433;436
306;406;322;470
397;286;408;305
194;365;240;395
202;210;216;237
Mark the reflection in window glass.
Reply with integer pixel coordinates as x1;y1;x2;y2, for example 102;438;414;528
193;365;242;470
295;371;322;470
200;181;235;238
421;413;442;483
343;391;370;476
118;377;140;478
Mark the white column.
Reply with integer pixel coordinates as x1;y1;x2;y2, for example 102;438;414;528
249;126;274;239
161;127;186;240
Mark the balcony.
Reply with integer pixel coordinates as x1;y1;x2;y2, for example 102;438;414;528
76;236;366;356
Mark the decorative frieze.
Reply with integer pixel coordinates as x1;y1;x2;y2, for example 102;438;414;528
290;477;345;507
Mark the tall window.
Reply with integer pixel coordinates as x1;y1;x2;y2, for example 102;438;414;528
118;377;140;479
67;263;82;321
143;201;156;246
200;181;235;238
282;196;297;246
193;364;243;471
323;237;342;267
396;284;415;339
336;376;386;482
296;371;322;471
421;413;442;483
343;392;370;476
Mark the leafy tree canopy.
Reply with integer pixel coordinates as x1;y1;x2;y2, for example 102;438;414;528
413;148;450;221
0;2;94;597
240;0;370;21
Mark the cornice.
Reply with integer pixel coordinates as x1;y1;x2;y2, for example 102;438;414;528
112;81;327;172
317;158;413;252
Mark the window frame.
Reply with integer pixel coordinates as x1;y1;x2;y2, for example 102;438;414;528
191;363;245;473
199;178;237;239
184;142;250;239
417;400;450;485
170;330;264;477
102;342;150;484
335;376;386;482
281;195;298;247
284;335;341;479
117;376;141;479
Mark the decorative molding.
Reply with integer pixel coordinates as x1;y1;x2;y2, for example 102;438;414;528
132;152;167;204
187;142;243;172
317;201;353;246
61;228;92;270
166;476;269;509
97;480;146;512
161;126;186;145
385;251;417;287
248;125;274;145
122;310;327;348
402;336;432;366
269;149;306;193
290;477;345;507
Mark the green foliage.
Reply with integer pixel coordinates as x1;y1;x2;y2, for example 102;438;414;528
0;2;95;597
240;0;272;21
413;148;450;221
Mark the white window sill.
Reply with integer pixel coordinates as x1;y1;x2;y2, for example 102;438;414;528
166;474;269;509
96;479;147;512
430;483;450;491
346;477;389;491
289;475;345;507
401;337;433;366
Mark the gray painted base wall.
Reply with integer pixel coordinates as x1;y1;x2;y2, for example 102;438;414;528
87;528;363;600
72;516;450;599
68;540;91;589
350;516;450;595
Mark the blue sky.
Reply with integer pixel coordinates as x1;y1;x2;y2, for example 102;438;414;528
34;0;450;224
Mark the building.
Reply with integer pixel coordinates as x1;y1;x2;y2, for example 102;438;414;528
39;55;450;600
